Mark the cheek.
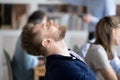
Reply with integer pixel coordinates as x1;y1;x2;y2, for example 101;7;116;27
50;27;59;33
118;33;120;44
115;31;120;45
117;30;120;40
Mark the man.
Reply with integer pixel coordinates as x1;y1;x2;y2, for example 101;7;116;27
21;17;96;80
64;0;116;40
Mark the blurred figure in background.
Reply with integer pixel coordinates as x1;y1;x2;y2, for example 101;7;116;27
85;16;120;80
12;10;45;80
64;0;116;40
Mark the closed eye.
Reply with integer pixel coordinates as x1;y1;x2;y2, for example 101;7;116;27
45;24;49;29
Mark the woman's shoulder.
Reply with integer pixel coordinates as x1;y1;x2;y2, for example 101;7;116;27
87;44;107;58
90;44;104;51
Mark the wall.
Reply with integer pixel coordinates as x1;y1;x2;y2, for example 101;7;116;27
115;0;120;5
0;30;21;80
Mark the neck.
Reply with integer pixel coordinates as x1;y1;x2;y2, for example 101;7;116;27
47;39;70;57
57;40;70;56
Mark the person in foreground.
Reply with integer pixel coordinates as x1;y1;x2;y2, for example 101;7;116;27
21;17;96;80
85;16;120;80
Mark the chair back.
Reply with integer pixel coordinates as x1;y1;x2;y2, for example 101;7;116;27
3;49;13;80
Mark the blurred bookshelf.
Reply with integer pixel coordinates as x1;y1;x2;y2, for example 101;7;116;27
38;4;86;31
117;5;120;16
0;4;27;29
0;2;86;30
0;0;120;30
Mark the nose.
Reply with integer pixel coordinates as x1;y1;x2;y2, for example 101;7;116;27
49;20;54;25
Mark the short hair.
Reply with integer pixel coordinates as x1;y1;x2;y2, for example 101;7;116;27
21;23;47;56
95;16;120;54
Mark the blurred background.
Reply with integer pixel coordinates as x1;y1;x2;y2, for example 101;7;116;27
0;0;120;80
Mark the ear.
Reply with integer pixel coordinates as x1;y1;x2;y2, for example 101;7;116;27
41;39;53;47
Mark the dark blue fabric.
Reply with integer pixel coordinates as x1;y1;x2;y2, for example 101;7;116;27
45;54;96;80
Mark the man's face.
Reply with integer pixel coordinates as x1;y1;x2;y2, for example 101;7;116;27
34;20;66;42
47;20;66;41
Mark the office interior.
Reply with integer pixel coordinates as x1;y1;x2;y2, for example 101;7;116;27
0;0;120;80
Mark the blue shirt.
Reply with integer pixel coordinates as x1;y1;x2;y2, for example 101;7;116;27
62;0;116;32
45;54;96;80
12;37;38;80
